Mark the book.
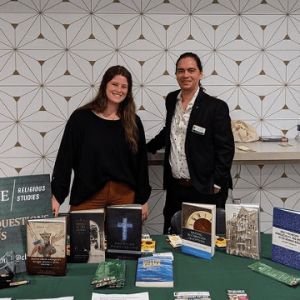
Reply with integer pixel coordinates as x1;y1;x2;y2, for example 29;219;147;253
181;202;216;260
106;204;142;260
69;209;105;263
0;174;53;273
271;207;300;271
226;203;260;260
26;216;67;276
260;135;288;142
135;256;174;287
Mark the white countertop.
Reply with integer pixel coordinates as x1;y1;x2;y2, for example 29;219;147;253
148;140;300;165
233;139;300;165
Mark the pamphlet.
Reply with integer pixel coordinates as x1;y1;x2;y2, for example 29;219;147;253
17;297;73;300
174;291;211;299
248;262;300;286
91;292;149;300
227;289;249;300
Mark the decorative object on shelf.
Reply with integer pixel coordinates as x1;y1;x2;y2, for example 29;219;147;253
231;120;259;143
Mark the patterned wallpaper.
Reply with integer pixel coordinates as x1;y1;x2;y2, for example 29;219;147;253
0;0;300;233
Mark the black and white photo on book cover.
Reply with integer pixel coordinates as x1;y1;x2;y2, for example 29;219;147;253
69;209;105;263
226;203;260;260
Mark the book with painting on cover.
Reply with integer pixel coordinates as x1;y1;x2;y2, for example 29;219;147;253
271;207;300;271
135;256;174;287
226;203;260;260
106;204;142;260
69;209;105;263
0;174;53;273
181;202;216;260
26;216;67;276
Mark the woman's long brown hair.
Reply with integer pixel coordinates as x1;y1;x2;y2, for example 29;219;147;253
78;65;139;154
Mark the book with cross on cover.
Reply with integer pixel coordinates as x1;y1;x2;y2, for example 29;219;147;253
106;204;142;260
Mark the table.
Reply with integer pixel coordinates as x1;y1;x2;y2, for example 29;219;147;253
1;235;300;300
148;139;300;165
233;139;300;165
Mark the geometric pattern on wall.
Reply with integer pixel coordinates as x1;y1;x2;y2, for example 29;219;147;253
143;165;165;234
0;0;300;233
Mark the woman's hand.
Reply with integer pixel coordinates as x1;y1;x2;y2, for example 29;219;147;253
141;203;149;221
52;195;61;217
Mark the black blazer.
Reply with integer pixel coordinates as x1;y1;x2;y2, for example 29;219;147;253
147;89;235;194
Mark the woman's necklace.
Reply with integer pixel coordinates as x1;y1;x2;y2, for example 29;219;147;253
99;110;120;120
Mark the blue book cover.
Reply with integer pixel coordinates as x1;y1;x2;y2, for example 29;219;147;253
271;207;300;271
181;230;212;260
135;256;174;287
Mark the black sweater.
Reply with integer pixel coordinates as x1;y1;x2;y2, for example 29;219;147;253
51;109;151;206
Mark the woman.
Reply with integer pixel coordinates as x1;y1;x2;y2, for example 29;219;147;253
51;65;151;221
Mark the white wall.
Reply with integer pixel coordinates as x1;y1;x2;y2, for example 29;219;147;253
0;0;300;233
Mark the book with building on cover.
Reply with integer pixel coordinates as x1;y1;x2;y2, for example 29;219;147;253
135;256;174;287
0;174;53;273
226;203;260;260
106;204;142;260
271;207;300;271
181;202;216;260
26;216;67;276
69;209;105;263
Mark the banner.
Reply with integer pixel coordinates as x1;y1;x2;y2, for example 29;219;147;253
0;174;53;273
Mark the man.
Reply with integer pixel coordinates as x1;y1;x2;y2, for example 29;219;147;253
147;52;235;233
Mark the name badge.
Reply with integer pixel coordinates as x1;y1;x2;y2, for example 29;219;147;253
192;125;206;135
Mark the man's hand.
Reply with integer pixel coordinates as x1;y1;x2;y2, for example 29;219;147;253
213;186;221;194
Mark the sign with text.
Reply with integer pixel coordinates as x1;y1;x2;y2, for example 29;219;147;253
0;174;53;273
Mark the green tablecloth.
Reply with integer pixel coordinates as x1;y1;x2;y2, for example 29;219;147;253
1;234;299;300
